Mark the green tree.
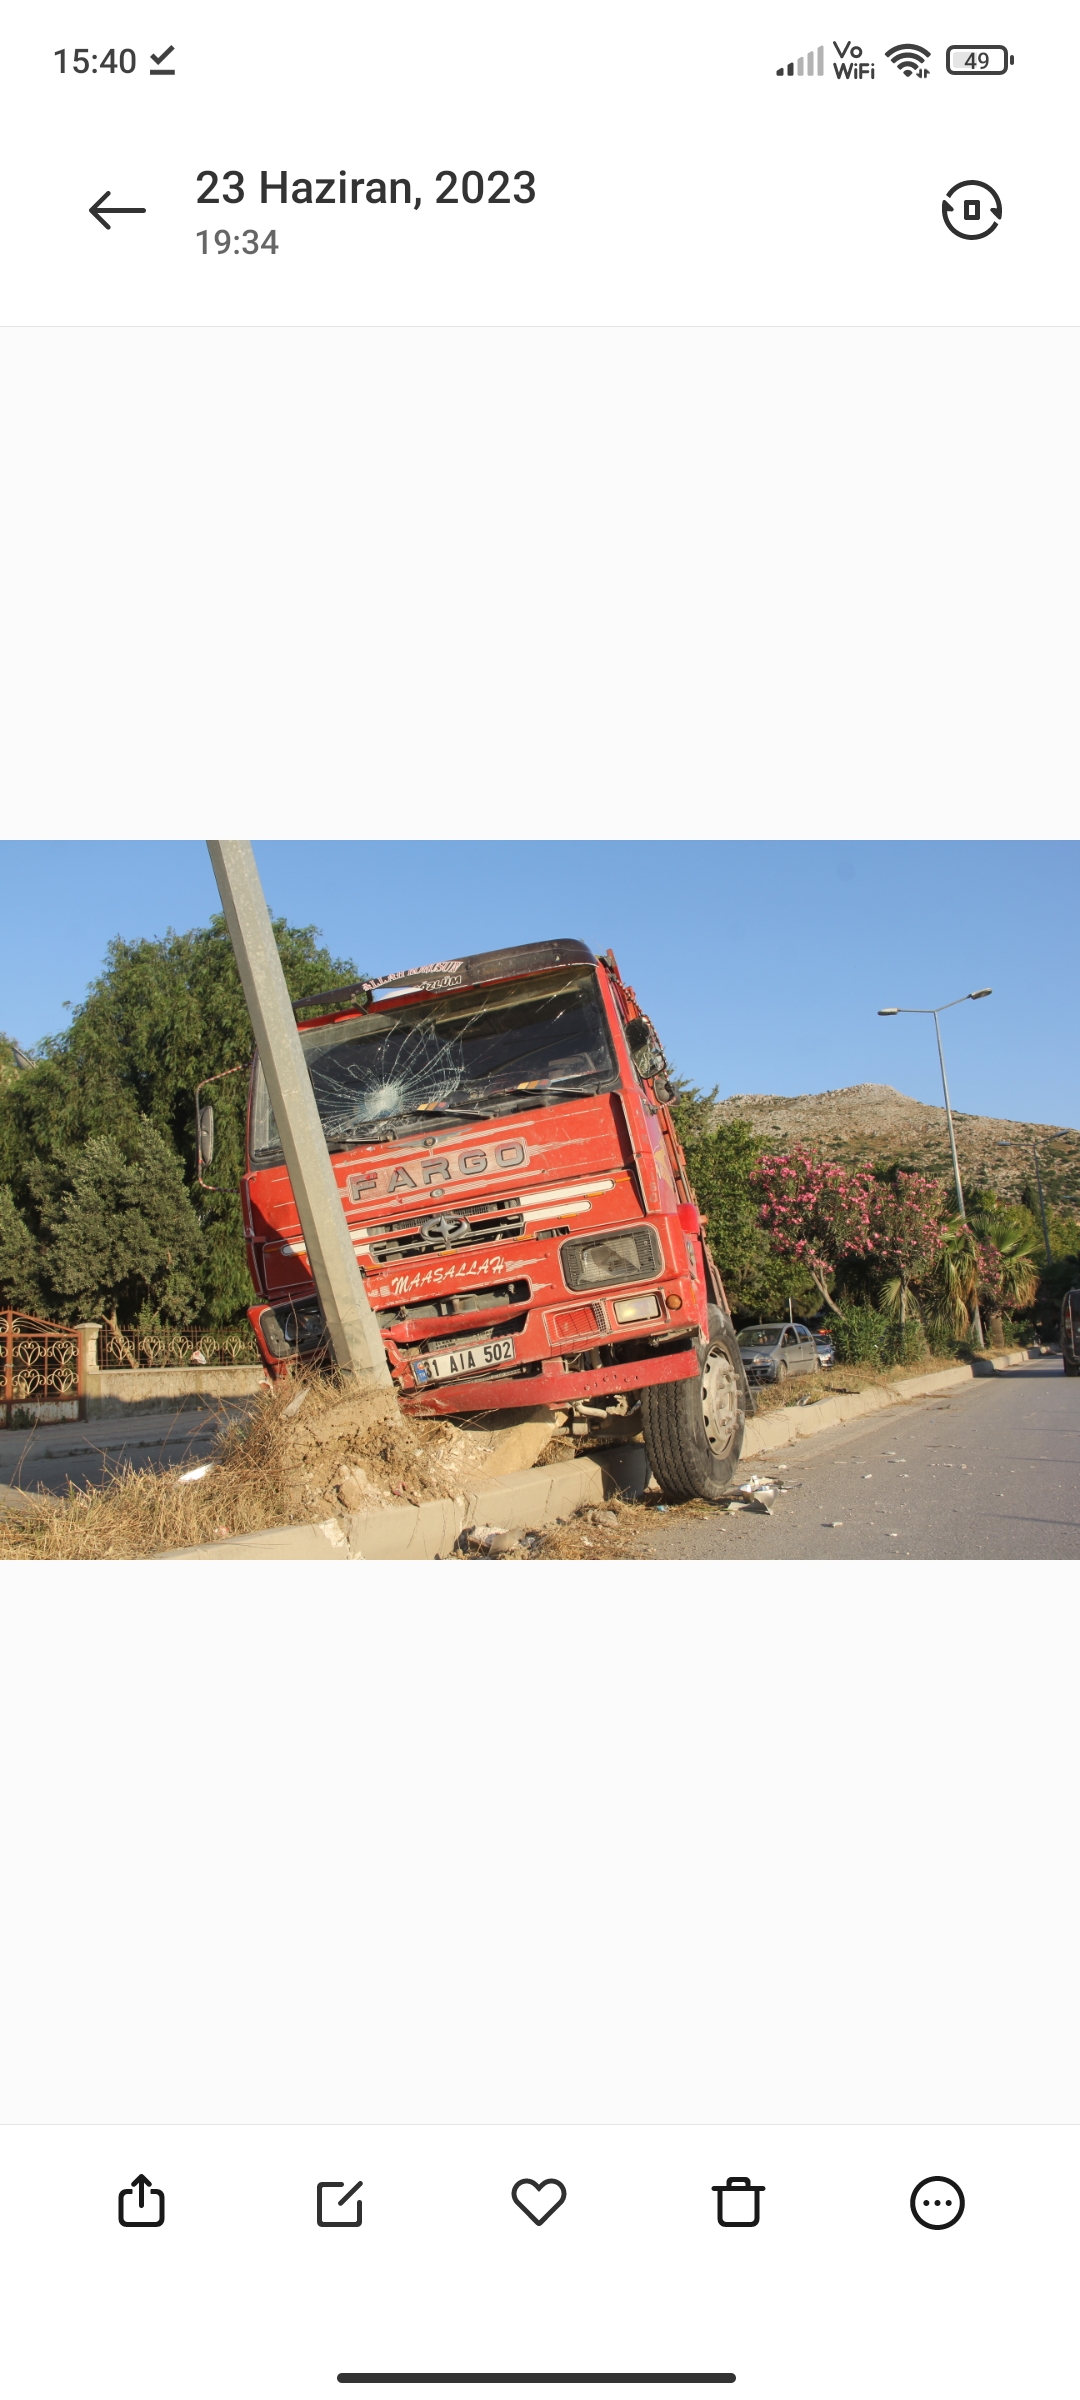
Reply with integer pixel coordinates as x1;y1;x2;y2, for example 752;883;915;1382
0;1033;30;1092
0;914;356;1323
43;1121;205;1331
0;1185;43;1313
671;1088;818;1320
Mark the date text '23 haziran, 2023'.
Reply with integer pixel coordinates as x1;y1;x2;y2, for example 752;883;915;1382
195;169;536;207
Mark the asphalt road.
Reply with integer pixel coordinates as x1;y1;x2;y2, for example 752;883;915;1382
646;1361;1080;1562
0;1403;250;1505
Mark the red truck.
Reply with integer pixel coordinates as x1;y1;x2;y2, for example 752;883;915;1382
240;938;750;1500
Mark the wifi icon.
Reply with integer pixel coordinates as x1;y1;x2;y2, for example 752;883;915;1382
886;42;931;76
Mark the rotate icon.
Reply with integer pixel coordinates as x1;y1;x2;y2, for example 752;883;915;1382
942;180;1002;239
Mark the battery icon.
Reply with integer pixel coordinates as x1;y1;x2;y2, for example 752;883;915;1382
946;45;1014;74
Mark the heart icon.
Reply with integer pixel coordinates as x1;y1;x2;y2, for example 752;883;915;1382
511;2177;567;2225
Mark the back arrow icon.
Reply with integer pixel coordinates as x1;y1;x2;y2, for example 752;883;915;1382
90;190;147;230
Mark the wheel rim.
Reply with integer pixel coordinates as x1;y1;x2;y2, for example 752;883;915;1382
701;1343;740;1457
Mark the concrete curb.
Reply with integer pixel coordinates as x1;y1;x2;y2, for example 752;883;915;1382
155;1442;650;1561
741;1363;975;1455
971;1346;1057;1374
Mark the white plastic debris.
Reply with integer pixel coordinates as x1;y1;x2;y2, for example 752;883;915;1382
282;1388;309;1420
462;1522;511;1555
825;1520;844;1528
177;1462;214;1483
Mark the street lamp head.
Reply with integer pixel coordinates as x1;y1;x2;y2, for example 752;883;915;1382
970;988;992;999
878;1007;899;1017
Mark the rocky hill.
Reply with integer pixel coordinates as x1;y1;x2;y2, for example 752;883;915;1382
712;1084;1080;1210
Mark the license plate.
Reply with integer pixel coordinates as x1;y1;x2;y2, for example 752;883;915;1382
412;1335;516;1385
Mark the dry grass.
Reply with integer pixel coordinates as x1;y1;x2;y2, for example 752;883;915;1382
747;1355;956;1415
0;1373;465;1562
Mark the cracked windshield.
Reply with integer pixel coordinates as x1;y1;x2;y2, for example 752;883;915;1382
251;968;617;1156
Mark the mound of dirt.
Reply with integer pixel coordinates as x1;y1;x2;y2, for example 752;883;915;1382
246;1379;558;1520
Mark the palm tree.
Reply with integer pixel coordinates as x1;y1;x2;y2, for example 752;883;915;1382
923;1214;982;1345
969;1207;1041;1312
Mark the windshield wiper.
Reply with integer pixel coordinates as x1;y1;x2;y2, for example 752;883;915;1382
323;1077;616;1145
542;1074;617;1093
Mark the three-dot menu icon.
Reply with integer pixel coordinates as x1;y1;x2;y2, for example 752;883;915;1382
910;2176;965;2229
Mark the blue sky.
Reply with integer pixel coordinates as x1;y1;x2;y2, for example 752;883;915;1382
2;841;1075;1128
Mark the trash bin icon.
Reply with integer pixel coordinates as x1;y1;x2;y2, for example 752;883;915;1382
713;2176;764;2227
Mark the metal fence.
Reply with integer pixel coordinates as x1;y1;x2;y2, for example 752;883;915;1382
98;1324;260;1370
2;1311;82;1427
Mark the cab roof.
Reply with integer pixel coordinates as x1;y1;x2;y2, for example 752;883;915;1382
292;938;598;1022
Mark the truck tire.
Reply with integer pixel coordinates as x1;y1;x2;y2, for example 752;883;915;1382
640;1307;746;1501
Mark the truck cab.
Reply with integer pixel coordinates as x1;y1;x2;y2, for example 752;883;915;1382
241;938;750;1499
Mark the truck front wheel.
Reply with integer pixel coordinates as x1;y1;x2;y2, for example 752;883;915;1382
640;1309;746;1501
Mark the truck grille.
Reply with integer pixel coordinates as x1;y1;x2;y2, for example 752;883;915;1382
376;1279;530;1330
367;1196;524;1263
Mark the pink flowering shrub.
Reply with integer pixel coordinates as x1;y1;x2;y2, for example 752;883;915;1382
750;1147;878;1312
752;1150;948;1317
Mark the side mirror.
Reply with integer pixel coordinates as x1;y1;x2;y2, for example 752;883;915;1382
197;1102;215;1169
652;1075;674;1103
624;1017;651;1058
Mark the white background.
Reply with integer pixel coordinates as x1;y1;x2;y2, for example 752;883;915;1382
2;1578;1076;2125
1;2;1076;325
2;327;1077;829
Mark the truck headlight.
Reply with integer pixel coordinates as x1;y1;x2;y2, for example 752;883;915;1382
560;1224;664;1292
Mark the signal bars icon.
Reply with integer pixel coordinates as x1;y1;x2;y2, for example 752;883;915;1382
777;45;825;76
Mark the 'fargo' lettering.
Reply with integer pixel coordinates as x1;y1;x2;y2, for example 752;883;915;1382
344;1143;529;1206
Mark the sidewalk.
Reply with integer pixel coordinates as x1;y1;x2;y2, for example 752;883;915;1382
0;1400;253;1497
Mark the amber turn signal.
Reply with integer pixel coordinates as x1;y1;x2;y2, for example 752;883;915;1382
666;1293;683;1310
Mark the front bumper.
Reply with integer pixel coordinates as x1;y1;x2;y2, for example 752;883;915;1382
396;1343;701;1415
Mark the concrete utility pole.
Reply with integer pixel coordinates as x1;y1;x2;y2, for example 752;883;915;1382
207;841;392;1395
1031;1143;1054;1268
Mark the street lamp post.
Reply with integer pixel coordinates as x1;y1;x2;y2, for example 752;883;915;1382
877;989;992;1350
